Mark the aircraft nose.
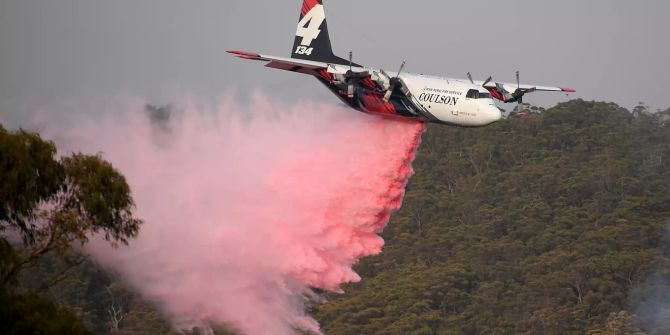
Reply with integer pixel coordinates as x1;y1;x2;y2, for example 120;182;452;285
487;104;502;123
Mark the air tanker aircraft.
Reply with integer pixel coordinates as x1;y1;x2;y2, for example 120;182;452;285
229;0;575;127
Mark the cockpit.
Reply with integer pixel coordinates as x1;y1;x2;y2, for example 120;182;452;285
466;89;492;99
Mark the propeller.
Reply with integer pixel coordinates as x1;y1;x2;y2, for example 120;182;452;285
467;72;474;84
483;76;493;87
346;51;354;98
477;72;539;115
515;70;523;113
510;71;537;113
343;51;370;98
340;55;408;102
516;70;520;89
483;72;536;111
396;60;406;78
383;60;407;102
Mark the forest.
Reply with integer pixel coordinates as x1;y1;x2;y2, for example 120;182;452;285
1;99;669;334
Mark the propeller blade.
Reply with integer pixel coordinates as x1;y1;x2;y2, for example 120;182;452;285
516;70;520;89
349;51;353;72
467;72;474;84
483;76;493;87
396;61;406;78
381;69;394;101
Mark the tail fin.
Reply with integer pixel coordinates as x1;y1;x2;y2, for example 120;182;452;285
291;0;350;65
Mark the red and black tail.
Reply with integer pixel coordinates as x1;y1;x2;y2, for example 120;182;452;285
291;0;350;65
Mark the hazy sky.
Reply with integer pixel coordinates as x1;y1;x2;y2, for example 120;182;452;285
1;0;669;120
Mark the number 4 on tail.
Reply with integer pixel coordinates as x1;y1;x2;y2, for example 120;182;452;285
296;5;325;47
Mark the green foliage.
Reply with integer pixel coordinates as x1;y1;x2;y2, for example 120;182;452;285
0;125;64;241
0;124;144;332
61;153;141;246
0;290;91;335
316;100;670;335
0;126;143;287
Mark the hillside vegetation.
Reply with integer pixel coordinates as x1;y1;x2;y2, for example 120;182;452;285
2;100;669;334
316;100;670;335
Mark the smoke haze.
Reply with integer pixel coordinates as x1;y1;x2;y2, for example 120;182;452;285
45;94;424;334
633;223;670;334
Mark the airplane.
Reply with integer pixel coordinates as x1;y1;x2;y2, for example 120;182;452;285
228;0;575;127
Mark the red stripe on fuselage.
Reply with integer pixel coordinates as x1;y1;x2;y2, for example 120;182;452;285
318;69;333;81
301;0;319;16
360;92;397;115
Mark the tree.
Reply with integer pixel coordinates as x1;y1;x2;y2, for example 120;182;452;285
0;126;63;242
0;124;142;288
0;124;143;332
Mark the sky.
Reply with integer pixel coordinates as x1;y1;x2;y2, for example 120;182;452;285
1;0;669;122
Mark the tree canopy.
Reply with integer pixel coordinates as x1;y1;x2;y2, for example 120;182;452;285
0;124;142;333
316;100;670;335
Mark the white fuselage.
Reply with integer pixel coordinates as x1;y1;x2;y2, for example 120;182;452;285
326;63;503;127
399;73;503;127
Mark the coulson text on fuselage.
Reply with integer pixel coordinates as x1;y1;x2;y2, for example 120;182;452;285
418;93;459;106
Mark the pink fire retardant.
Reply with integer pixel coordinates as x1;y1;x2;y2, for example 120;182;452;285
55;94;425;334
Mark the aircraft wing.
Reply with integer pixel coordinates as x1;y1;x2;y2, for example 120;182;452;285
476;80;575;93
227;50;329;75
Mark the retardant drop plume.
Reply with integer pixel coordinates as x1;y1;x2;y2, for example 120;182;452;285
51;93;424;334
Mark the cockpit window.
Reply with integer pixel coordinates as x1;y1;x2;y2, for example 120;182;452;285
466;89;492;99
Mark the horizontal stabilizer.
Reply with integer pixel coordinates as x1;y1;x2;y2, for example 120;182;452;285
478;80;575;93
227;50;335;76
